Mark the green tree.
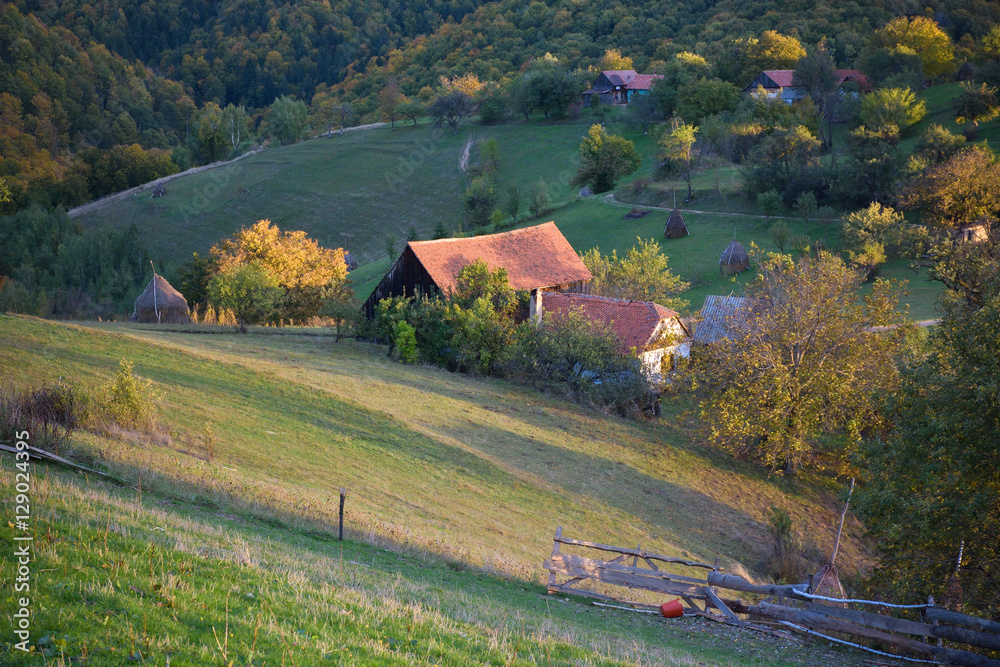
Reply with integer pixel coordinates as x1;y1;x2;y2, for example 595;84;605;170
397;99;425;127
207;261;285;332
463;176;498;230
674;78;740;124
757;189;783;223
194;102;227;162
428;91;475;133
220;103;250;153
955;81;1000;134
794;45;839;149
571;124;641;194
982;25;1000;63
649;52;712;117
658;120;699;201
580;238;689;310
793;191;817;223
528;178;550;217
722;31;806;84
837;125;903;205
857;274;1000;618
743;125;822;200
869;16;954;80
267;96;308;145
913;124;966;165
859;88;927;134
624;94;662;135
685;251;908;473
502;184;521;227
842;203;906;277
598;49;633;71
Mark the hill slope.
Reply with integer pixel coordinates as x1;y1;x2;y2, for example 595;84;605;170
1;314;880;664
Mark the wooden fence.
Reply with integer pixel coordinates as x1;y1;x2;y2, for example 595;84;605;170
544;528;1000;667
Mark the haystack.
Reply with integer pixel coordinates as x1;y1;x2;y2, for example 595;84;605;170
343;250;359;271
720;240;750;274
664;208;689;238
132;274;191;324
150;183;166;198
578;186;594;198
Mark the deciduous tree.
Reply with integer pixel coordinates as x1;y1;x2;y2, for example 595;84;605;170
900;145;1000;228
580;238;689;310
869;16;954;80
685;251;908;473
571;124;640;194
207;261;284;333
658;120;699;201
428;91;475;132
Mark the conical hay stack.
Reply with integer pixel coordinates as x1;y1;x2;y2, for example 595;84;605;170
132;274;192;324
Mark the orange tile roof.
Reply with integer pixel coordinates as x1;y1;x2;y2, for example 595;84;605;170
760;69;868;89
407;222;591;294
542;292;679;355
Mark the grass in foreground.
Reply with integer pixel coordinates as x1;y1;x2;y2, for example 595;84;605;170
0;464;871;666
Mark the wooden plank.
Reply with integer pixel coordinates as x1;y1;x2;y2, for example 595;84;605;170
708;572;808;598
706;587;741;623
547;553;710;590
551;553;710;586
682;596;702;612
548;585;659;610
925;608;1000;636
553;536;715;569
0;443;126;483
544;554;708;599
750;603;1000;667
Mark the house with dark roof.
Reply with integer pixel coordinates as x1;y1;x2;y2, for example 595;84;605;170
539;292;691;380
742;69;869;104
582;70;664;105
363;222;592;318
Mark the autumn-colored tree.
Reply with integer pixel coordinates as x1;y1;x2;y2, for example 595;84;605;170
379;77;404;128
579;238;689;310
570;124;640;193
842;203;907;277
859;88;927;134
900;145;1000;228
869;16;954;79
685;250;908;473
210;219;349;321
598;49;633;72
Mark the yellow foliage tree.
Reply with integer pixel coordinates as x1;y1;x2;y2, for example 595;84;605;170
599;49;633;71
210;219;350;321
871;16;954;79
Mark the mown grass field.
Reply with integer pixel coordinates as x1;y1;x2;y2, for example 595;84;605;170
0;314;876;664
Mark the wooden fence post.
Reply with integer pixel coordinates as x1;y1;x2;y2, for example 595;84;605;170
547;527;562;594
339;488;347;541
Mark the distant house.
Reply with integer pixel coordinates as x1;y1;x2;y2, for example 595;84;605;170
692;295;752;344
742;69;869;104
363;222;592;318
582;70;664;106
539;292;691;380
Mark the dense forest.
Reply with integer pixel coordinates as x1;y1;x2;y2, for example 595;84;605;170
3;0;1000;213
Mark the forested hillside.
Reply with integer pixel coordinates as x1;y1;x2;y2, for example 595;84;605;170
4;0;1000;213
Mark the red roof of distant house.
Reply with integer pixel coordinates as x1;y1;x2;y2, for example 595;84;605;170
406;222;591;294
599;70;664;90
758;69;869;89
541;292;679;355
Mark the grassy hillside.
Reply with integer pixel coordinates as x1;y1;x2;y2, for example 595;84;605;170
0;314;878;664
77;116;657;268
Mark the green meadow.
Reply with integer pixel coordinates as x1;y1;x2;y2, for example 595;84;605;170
0;314;875;664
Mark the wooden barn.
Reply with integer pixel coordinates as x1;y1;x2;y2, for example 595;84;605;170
539;292;691;380
363;222;592;318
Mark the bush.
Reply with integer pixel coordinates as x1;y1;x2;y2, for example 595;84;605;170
0;381;90;451
96;359;163;432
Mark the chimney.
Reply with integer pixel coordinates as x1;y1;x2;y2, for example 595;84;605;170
530;289;544;324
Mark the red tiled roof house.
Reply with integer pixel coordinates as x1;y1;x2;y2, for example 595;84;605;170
363;222;592;318
742;69;870;104
582;70;664;106
539;292;691;380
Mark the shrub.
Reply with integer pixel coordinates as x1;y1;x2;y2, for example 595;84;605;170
393;322;418;364
0;381;90;451
96;359;163;432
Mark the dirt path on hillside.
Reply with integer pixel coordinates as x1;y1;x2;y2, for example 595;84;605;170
459;135;475;172
602;194;811;222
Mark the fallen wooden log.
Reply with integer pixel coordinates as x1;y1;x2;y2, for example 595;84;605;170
750;602;1000;667
553;536;715;569
925;609;1000;636
545;552;709;599
0;443;126;484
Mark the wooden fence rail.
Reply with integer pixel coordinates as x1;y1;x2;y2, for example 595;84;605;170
543;528;1000;667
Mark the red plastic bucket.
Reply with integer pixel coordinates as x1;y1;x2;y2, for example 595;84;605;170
659;599;684;618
